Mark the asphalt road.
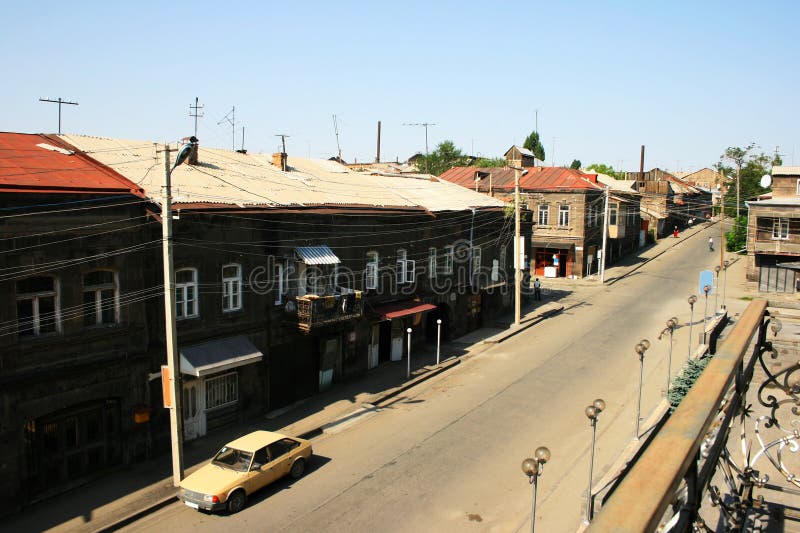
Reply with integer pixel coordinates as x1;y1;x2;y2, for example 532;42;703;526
127;226;740;533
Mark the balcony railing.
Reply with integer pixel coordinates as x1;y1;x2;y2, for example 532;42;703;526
291;291;363;333
587;299;800;532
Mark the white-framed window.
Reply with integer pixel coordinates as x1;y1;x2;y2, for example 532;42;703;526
396;249;415;284
366;251;379;290
491;259;500;282
499;244;507;272
471;246;481;274
16;276;60;337
274;261;287;304
772;218;789;240
83;270;118;326
205;372;238;410
538;204;549;226
222;263;242;312
796;179;800;195
558;205;570;227
428;248;437;280
586;205;594;227
609;202;618;225
442;245;454;275
175;268;199;319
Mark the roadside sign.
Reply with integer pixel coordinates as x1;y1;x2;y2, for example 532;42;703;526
699;270;714;294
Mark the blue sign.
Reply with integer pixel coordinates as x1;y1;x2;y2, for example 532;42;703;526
699;270;714;295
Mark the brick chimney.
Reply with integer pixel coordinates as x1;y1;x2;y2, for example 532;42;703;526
272;152;287;171
585;172;598;184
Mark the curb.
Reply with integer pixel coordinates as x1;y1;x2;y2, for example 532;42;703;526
93;494;178;533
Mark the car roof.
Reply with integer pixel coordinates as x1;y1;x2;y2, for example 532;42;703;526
225;430;291;453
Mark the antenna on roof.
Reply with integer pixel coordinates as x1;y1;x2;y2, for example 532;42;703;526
189;97;204;137
39;97;79;134
217;106;235;151
332;114;342;162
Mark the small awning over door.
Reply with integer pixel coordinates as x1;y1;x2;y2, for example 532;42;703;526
532;241;574;250
295;245;341;265
371;300;437;320
180;335;263;377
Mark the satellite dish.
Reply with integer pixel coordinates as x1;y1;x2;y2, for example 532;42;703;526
760;174;772;188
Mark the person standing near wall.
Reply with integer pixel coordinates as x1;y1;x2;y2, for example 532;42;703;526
533;278;542;300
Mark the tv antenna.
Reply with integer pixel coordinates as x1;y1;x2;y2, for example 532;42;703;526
403;122;436;155
332;114;342;161
189;97;204;137
217;106;235;150
39;97;79;134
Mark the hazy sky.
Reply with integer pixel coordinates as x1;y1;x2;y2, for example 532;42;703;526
2;1;797;172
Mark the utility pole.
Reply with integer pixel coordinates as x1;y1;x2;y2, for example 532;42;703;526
218;107;235;151
376;120;381;163
600;186;610;283
513;167;529;325
189;97;204;137
720;180;725;268
39;97;78;134
162;143;191;486
736;162;741;220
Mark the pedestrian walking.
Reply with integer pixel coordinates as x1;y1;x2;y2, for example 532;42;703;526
533;278;542;300
673;226;679;238
708;237;714;252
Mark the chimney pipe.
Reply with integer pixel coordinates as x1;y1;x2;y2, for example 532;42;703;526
185;135;199;165
376;120;381;163
272;152;287;171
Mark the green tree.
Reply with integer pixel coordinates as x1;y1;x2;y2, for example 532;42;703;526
718;145;772;215
725;215;748;252
523;131;545;161
570;159;581;170
585;163;626;180
472;157;507;167
414;140;469;176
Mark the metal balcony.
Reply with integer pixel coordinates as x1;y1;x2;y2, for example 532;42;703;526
291;291;363;333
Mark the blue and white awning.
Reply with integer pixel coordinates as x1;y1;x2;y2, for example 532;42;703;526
295;245;341;265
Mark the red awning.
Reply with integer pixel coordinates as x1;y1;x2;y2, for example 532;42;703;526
372;301;437;320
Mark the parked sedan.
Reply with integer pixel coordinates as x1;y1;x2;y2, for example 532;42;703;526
179;430;313;514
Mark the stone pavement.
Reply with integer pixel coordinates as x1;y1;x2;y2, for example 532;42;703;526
0;220;717;533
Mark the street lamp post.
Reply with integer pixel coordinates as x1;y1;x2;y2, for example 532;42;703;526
436;318;442;365
687;295;697;358
634;339;650;439
659;318;678;396
722;260;730;310
406;327;412;379
162;141;194;485
521;446;551;533
584;399;605;525
714;266;721;313
702;285;711;344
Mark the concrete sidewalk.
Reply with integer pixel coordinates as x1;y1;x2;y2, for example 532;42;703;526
1;300;564;533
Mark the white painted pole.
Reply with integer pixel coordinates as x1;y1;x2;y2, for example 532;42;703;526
436;319;442;365
406;328;412;379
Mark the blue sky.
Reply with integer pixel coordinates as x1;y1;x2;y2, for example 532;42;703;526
2;1;797;172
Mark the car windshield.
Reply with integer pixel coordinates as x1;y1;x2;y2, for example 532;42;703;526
211;446;253;472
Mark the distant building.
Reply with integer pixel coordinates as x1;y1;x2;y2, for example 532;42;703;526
745;166;800;292
504;145;544;168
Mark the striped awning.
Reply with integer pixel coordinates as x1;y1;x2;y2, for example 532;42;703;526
295;245;341;265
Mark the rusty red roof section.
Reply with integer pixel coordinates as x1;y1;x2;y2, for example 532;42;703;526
0;132;144;196
439;166;603;192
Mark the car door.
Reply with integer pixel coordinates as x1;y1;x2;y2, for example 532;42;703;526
267;439;297;479
246;446;278;493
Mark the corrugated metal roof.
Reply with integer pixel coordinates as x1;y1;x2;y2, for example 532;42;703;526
295;245;341;265
58;135;505;212
439;166;603;192
0;132;144;195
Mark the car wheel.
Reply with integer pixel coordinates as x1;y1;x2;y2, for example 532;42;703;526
227;490;246;514
290;458;306;479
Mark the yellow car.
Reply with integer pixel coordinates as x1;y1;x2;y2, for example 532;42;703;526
179;430;313;514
